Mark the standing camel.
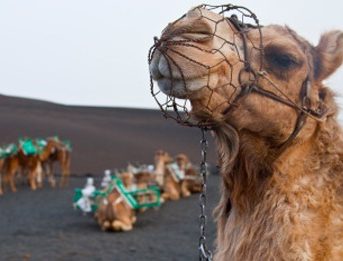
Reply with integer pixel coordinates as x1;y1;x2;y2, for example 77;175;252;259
150;5;343;260
2;143;20;193
0;158;4;195
39;137;71;187
18;138;42;190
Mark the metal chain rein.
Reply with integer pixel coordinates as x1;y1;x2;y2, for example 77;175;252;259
199;128;213;261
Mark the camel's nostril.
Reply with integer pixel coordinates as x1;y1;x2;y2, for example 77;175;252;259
158;55;171;78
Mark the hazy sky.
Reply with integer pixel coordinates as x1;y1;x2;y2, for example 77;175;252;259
0;0;342;112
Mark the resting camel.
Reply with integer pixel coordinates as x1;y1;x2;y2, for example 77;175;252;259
154;150;181;200
40;137;71;187
154;150;197;200
95;189;137;232
95;173;137;232
150;6;343;260
175;154;202;196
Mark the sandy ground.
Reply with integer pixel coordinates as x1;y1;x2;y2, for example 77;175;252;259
0;175;219;261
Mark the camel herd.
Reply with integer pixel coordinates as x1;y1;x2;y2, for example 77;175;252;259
74;150;203;232
0;137;71;195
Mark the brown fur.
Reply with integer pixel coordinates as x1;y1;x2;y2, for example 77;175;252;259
17;150;41;191
95;189;136;232
40;138;71;187
175;154;202;195
0;159;4;195
152;7;343;260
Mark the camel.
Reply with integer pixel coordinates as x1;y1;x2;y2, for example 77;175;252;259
1;143;21;193
17;139;42;191
95;188;137;232
3;153;20;192
154;150;181;201
154;150;198;200
175;153;202;196
149;5;343;260
95;172;137;231
39;137;71;187
0;158;4;195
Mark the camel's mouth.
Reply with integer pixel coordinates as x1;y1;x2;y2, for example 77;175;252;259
149;49;218;99
148;4;263;127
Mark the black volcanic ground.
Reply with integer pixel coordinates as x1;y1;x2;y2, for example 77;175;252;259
0;94;217;174
0;95;219;261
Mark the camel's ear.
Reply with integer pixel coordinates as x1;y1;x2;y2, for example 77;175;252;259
315;30;343;81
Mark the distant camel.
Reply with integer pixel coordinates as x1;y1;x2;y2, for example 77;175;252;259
2;143;21;193
154;150;180;201
39;137;71;187
0;158;4;195
175;154;202;196
17;139;42;190
154;150;196;201
95;172;137;232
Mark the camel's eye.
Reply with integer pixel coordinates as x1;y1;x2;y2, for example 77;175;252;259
264;46;300;70
182;32;212;42
268;53;297;69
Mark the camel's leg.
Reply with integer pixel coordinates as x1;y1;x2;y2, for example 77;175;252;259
28;168;37;191
168;182;181;201
102;220;111;231
60;153;70;187
112;220;133;231
181;181;191;197
9;169;17;193
0;173;3;195
46;161;56;188
36;162;43;188
162;192;171;201
131;215;137;224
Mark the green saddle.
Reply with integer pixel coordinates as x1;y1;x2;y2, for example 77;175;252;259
19;138;39;156
63;140;72;151
0;143;18;159
35;138;47;154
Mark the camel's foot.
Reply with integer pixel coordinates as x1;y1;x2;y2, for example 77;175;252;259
112;220;133;232
139;207;147;213
169;193;180;201
161;193;170;201
131;216;137;224
49;179;56;188
37;182;43;189
182;190;191;198
0;189;3;196
11;187;17;193
30;185;37;191
101;221;110;231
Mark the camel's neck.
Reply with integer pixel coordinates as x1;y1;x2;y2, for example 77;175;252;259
40;143;53;161
214;118;343;215
154;160;165;175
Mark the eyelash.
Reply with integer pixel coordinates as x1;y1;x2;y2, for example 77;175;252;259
268;54;297;68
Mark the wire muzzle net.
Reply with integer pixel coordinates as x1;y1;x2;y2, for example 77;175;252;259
148;4;263;128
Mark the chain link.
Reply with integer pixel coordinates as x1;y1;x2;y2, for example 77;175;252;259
199;128;213;261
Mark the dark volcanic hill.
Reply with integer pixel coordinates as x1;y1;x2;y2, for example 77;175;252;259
0;94;216;174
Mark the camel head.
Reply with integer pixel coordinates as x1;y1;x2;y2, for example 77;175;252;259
154;150;173;165
149;4;343;146
120;172;134;188
175;153;190;171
